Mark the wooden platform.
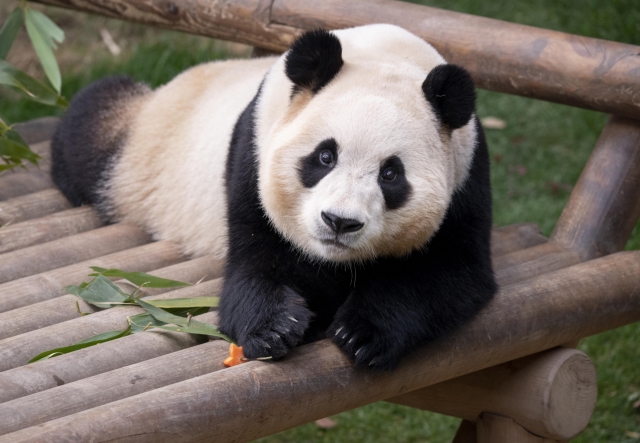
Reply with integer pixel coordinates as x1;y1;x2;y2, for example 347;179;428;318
1;0;640;440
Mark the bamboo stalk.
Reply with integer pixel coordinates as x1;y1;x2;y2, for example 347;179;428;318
0;241;184;313
31;0;640;119
0;206;103;254
0;263;223;340
0;224;151;284
0;280;222;372
0;189;71;226
0;310;217;404
2;251;638;443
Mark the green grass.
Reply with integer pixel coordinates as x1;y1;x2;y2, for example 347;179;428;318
1;0;639;441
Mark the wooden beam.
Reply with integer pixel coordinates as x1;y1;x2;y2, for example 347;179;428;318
453;421;477;443
0;207;103;254
552;116;640;260
490;223;546;257
12;117;59;146
2;251;638;443
477;414;554;443
0;189;71;226
0;224;151;284
0;241;184;314
388;348;596;441
32;0;640;119
0;170;54;201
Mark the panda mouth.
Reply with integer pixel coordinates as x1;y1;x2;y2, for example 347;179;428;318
319;238;351;250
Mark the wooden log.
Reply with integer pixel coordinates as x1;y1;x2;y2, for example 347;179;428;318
12;117;59;146
0;189;71;226
477;414;553;443
0;206;103;254
0;264;223;340
0;340;229;435
494;242;581;287
491;223;546;257
552;116;640;260
0;224;151;284
2;251;638;443
32;0;640;119
0;312;216;404
0;241;184;313
388;348;596;441
0;170;54;201
453;421;477;443
0;280;221;372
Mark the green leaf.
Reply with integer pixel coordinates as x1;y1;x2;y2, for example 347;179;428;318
145;297;219;309
28;326;132;363
133;298;231;341
27;9;64;48
0;59;67;107
69;274;135;308
0;8;22;60
24;8;61;93
88;267;192;288
0;136;40;165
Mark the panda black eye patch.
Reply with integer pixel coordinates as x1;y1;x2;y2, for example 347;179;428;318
299;138;338;188
378;156;412;210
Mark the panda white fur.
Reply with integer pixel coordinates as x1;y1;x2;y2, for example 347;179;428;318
52;24;496;370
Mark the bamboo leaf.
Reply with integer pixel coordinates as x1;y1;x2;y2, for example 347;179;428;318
145;297;219;309
133;299;231;341
0;137;40;165
69;274;135;308
0;59;67;107
24;8;61;93
0;8;22;60
28;326;132;363
27;9;64;47
89;267;192;288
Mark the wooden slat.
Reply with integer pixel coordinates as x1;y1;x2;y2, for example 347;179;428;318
12;117;59;146
477;414;552;443
2;251;638;443
0;206;103;254
0;189;71;226
0;171;54;201
552;116;640;260
0;241;184;313
0;263;223;340
32;0;640;119
388;348;597;441
0;224;151;284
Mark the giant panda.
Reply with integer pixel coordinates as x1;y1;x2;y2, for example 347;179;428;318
51;24;496;370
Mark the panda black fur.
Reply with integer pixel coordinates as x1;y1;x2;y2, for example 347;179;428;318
51;24;496;370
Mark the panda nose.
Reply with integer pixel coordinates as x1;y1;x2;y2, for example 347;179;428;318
321;211;364;234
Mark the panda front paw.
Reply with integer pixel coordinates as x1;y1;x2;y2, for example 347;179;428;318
240;287;312;360
329;307;402;371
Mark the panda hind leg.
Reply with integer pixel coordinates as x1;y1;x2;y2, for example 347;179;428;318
50;76;150;215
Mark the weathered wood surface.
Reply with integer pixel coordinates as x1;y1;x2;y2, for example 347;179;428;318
490;223;546;257
477;414;553;443
389;347;597;440
0;340;229;435
552;116;640;260
0;241;184;313
0;206;103;254
0;313;215;404
0;189;71;226
0;265;222;340
0;281;220;372
452;421;477;443
0;223;151;283
0;170;54;201
33;0;640;119
2;251;638;443
13;117;59;146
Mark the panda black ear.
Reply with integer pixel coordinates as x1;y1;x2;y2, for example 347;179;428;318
422;64;476;130
285;29;343;94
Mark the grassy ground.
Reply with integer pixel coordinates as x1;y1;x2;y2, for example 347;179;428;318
1;0;639;441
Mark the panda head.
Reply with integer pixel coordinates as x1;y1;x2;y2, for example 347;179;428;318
255;24;478;263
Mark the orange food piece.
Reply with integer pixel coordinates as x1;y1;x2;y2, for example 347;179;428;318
223;343;246;367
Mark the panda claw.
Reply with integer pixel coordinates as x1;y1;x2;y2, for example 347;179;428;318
287;315;298;323
335;326;343;336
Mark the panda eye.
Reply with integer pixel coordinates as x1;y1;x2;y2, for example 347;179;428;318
319;149;335;166
381;167;397;182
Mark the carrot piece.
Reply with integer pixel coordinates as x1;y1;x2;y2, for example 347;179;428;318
223;343;246;367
